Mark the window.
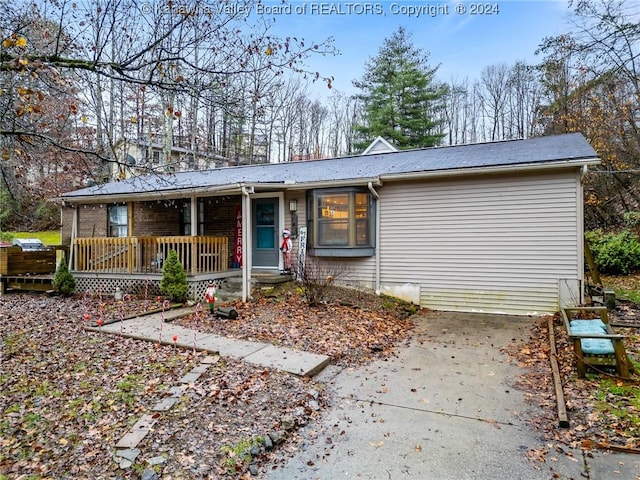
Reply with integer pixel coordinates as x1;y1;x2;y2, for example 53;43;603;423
108;204;128;237
179;199;205;235
307;188;375;256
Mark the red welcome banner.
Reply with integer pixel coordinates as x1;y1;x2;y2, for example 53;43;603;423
233;205;242;267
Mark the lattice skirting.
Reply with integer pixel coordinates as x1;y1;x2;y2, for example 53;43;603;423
74;276;226;301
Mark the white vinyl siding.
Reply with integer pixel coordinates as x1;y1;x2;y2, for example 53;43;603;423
378;170;582;315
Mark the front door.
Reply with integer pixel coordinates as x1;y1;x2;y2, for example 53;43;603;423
252;198;279;268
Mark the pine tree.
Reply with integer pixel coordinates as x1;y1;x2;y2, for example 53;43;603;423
53;257;76;296
159;250;189;302
353;27;447;150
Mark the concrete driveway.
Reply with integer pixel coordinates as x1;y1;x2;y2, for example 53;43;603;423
265;310;640;480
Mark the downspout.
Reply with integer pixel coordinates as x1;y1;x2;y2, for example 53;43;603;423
579;165;589;305
241;185;251;302
368;181;381;295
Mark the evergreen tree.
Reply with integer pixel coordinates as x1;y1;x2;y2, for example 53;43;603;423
53;257;76;296
353;27;447;150
159;250;189;302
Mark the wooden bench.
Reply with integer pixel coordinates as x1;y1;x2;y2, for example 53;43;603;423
561;306;630;378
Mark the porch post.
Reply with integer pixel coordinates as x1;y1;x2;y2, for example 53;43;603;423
69;206;78;270
190;195;197;274
241;186;252;302
127;202;134;273
190;195;197;236
127;202;134;237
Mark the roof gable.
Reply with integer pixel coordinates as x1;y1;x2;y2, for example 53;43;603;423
361;136;398;155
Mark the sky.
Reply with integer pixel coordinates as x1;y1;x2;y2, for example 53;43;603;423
252;0;574;99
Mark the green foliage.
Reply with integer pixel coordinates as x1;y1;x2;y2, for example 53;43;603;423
585;229;640;275
159;250;189;302
0;187;16;227
594;378;640;427
33;202;59;227
221;437;264;474
53;257;76;295
0;231;13;242
353;26;446;151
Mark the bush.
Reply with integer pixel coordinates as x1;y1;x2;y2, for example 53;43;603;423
53;257;76;295
585;229;640;275
0;231;13;243
298;257;350;306
159;250;189;302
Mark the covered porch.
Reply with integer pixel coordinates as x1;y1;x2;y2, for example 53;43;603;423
60;185;298;302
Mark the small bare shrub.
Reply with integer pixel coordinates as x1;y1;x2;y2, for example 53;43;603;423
298;257;351;306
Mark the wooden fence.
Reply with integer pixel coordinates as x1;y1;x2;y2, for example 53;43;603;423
72;236;228;274
0;247;56;275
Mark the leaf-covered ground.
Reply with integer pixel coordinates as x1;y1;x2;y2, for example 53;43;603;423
0;286;416;479
174;284;418;367
504;307;640;465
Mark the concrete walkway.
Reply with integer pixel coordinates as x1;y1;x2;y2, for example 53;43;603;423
264;310;640;480
85;306;330;377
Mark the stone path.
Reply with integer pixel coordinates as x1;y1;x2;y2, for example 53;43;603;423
85;306;331;377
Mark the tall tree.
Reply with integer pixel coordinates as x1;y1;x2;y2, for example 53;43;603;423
353;27;446;151
535;0;640;229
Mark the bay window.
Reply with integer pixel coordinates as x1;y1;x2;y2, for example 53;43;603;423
307;187;375;256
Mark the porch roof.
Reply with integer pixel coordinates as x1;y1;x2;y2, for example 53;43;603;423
60;133;599;203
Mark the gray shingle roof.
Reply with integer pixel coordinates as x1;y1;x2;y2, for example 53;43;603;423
61;133;598;200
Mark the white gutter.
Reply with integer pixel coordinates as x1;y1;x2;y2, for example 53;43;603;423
59;184;246;205
270;179;383;190
379;157;600;183
368;181;381;295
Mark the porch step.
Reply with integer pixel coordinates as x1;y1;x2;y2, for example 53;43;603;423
216;273;293;301
252;273;294;285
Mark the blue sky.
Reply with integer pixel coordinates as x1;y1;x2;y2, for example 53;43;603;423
257;0;573;98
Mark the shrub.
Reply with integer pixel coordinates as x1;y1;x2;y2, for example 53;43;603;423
0;231;13;243
298;256;350;306
585;229;640;275
159;250;189;302
53;257;76;295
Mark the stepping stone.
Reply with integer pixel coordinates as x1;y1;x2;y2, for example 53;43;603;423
190;364;210;374
114;448;141;462
201;355;220;364
168;385;185;397
179;371;202;384
115;414;157;449
152;396;180;412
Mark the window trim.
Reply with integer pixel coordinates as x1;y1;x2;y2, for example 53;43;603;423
179;199;205;235
108;204;128;238
307;187;375;257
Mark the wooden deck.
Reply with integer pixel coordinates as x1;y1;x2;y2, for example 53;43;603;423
0;274;54;294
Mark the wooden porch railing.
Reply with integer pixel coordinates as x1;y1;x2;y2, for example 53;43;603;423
72;236;228;274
